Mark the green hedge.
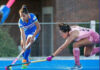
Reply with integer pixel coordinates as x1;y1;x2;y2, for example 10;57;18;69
0;28;18;57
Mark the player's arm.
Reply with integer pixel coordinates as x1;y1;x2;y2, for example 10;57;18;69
20;28;26;50
30;15;41;42
32;21;41;39
47;30;79;61
53;31;78;56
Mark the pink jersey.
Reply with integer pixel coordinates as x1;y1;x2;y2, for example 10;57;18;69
70;26;100;43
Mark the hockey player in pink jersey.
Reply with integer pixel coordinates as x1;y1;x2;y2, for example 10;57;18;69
46;23;100;69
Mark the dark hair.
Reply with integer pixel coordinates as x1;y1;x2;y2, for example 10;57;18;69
19;5;29;14
58;23;71;32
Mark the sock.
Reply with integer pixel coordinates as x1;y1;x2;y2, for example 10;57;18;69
73;48;80;65
23;48;31;62
90;47;100;56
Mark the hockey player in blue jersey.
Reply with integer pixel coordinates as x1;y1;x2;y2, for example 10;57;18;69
18;5;41;69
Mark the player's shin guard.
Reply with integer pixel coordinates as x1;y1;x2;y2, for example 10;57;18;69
23;48;31;62
73;48;80;65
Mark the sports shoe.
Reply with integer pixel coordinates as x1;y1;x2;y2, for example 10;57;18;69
71;64;83;70
21;59;29;69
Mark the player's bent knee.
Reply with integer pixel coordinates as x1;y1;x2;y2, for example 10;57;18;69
28;37;31;41
27;35;32;42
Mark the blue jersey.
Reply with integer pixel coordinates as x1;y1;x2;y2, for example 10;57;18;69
18;13;39;39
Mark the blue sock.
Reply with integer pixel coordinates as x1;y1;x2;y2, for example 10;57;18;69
22;48;31;62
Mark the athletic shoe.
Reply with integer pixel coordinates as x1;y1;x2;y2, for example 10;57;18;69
71;64;83;70
21;59;29;69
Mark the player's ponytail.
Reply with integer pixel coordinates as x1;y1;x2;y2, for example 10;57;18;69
59;23;71;33
19;4;29;14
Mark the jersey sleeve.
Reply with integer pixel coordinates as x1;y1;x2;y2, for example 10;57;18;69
31;13;38;23
18;19;24;28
